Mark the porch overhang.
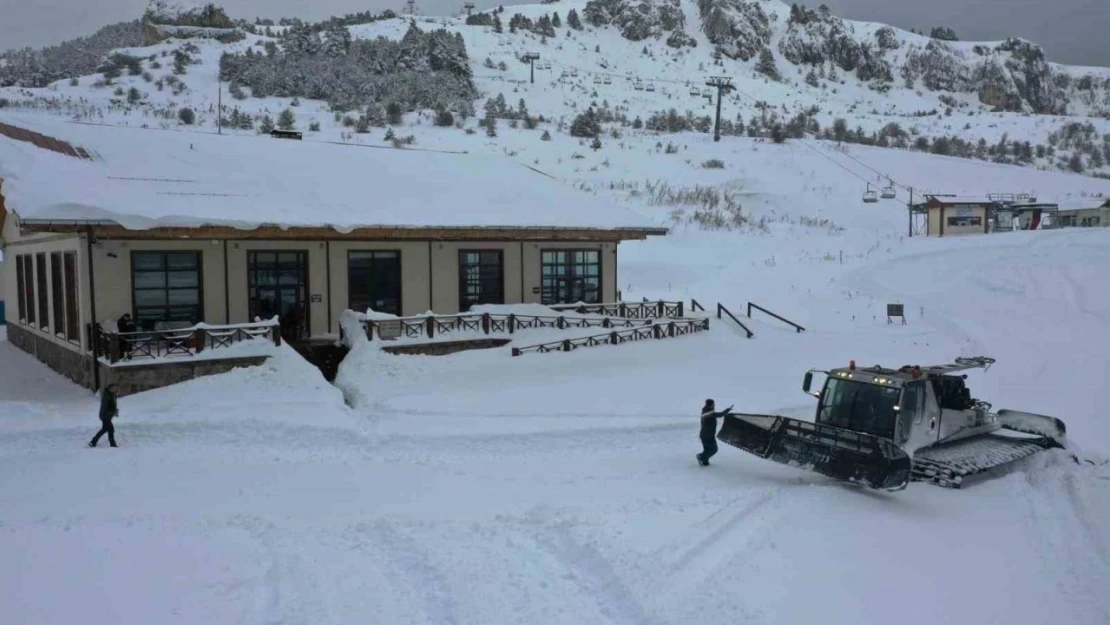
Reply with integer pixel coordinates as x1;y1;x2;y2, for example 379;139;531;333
18;220;669;242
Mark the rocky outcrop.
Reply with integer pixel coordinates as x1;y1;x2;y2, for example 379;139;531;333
141;0;238;45
777;4;892;83
697;0;770;61
582;0;696;48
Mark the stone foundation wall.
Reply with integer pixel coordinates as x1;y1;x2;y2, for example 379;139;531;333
7;323;96;388
101;356;271;396
382;338;511;356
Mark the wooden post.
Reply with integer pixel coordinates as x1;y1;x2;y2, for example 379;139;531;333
562;339;572;352
610;331;618;344
557;316;566;329
508;314;516;334
271;325;282;346
657;301;664;318
619;303;627;318
482;313;491;335
511;347;521;357
603;317;611;328
365;321;374;341
668;321;676;337
195;328;207;353
426;316;435;339
677;301;684;318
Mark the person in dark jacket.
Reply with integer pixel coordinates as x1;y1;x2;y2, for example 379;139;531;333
89;383;120;448
697;398;732;466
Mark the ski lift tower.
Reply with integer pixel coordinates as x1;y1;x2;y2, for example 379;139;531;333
522;52;541;84
463;2;475;16
705;76;736;142
403;0;418;17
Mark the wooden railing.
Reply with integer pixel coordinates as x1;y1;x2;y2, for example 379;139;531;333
94;322;281;364
718;303;754;338
512;318;710;356
747;302;806;333
548;300;685;319
360;312;654;341
690;299;706;312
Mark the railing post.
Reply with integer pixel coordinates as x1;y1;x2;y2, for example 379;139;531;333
508;314;516;334
365;321;374;341
603;317;611;328
562;339;571;352
657;301;664;318
747;302;753;318
678;301;684;318
108;333;121;364
558;316;566;329
717;304;722;319
482;313;491;335
195;328;206;353
426;316;435;339
610;331;618;344
511;347;521;357
619;303;627;318
271;325;282;346
668;321;676;337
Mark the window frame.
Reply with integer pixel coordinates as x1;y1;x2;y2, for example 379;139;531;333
35;253;49;333
946;215;982;227
15;255;27;323
130;250;205;329
539;248;602;305
50;252;65;337
22;254;36;326
346;249;403;316
458;249;505;312
63;251;80;343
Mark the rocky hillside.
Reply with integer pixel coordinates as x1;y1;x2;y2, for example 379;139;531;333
585;0;1110;116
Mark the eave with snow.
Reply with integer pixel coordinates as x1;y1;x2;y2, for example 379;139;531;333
0;115;665;391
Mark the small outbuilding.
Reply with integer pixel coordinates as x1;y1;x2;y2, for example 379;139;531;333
921;196;992;236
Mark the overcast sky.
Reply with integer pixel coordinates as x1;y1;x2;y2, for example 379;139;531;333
1;0;1107;67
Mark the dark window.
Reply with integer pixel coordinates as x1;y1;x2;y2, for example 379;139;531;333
64;252;80;342
817;378;901;440
247;251;309;342
36;253;49;332
15;255;26;322
540;249;601;305
348;251;401;315
131;251;203;328
22;254;35;325
459;250;504;311
946;216;982;227
51;252;64;335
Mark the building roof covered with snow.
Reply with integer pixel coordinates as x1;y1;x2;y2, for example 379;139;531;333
0;114;665;240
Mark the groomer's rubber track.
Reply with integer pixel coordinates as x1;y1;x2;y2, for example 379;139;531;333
911;434;1053;488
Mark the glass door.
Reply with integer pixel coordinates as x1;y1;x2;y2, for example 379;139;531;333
248;251;309;341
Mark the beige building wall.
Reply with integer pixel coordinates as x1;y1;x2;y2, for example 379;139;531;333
3;229;624;343
1;218;86;353
928;206;987;236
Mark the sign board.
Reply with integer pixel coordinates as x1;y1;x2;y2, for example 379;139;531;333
532;287;540;294
887;303;906;325
310;294;323;303
377;319;402;340
956;207;972;217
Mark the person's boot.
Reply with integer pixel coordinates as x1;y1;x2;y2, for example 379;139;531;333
88;441;96;448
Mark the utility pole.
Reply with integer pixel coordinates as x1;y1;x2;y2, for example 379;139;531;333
908;187;914;238
217;80;222;135
523;52;540;84
463;2;475;15
705;76;735;142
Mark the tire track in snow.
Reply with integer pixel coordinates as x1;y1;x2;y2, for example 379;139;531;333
660;489;779;576
522;510;662;625
357;519;460;625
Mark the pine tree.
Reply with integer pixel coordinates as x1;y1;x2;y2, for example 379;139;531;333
387;102;404;125
178;107;195;125
259;114;275;133
552;12;561;28
570;108;601;138
127;87;142;103
805;69;819;87
485;111;498;137
493;14;503;33
278;108;296;130
322;20;352;56
756;49;780;81
567;9;583;30
541;129;552;141
591;136;602;150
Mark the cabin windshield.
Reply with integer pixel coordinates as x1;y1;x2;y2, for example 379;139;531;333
818;378;902;439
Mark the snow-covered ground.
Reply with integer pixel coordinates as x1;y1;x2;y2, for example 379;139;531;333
2;224;1109;625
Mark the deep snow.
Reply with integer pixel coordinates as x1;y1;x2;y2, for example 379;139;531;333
2;225;1109;625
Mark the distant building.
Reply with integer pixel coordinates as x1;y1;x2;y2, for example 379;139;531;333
1055;198;1110;228
1;117;665;388
921;196;992;236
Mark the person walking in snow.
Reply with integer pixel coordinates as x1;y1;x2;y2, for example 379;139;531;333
697;398;732;466
89;383;120;448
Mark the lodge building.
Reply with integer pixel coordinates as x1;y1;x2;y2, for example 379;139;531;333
0;116;665;388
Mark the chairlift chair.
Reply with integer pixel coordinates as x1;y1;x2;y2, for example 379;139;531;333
603;76;612;85
570;69;579;77
881;184;896;199
645;82;656;92
593;76;602;85
634;80;645;91
690;86;700;96
863;184;879;204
